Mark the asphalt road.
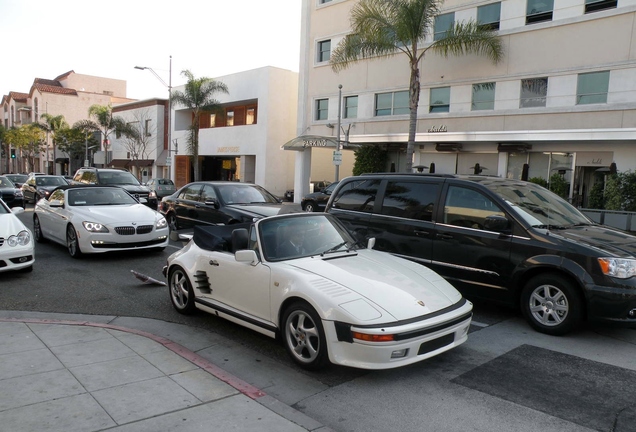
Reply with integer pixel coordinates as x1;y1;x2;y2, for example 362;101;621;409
4;206;636;432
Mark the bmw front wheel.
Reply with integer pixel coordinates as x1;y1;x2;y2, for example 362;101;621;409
67;225;82;258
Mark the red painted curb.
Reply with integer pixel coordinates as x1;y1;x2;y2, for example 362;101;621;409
0;317;266;399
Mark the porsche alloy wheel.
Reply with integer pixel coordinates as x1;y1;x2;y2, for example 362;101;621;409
282;302;329;370
521;274;582;336
169;266;196;314
66;225;82;258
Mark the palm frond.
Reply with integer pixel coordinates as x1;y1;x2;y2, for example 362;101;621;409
430;20;504;63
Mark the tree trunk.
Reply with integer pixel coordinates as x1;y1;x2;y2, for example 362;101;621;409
406;57;421;173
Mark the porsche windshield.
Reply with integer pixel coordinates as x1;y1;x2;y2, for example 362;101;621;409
484;180;591;228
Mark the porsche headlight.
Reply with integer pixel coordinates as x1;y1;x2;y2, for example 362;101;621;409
156;216;168;229
7;230;31;247
82;222;109;233
598;258;636;279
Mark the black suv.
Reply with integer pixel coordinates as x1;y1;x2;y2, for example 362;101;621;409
72;168;156;208
325;173;636;335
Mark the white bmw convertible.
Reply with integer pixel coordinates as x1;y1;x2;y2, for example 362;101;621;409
34;185;169;258
164;212;473;370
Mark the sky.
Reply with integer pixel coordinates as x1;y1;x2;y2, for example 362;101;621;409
0;0;302;101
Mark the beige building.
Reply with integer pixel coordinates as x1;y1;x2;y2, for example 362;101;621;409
293;0;636;207
1;71;133;175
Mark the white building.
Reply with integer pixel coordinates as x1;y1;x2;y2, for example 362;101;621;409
293;0;636;207
169;66;299;197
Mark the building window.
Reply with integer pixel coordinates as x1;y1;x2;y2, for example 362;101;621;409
344;96;358;119
478;3;501;30
227;110;235;126
144;119;152;136
318;39;331;63
34;98;39;120
246;107;256;125
319;0;332;3
375;91;409;116
429;87;450;113
316;98;329;120
526;0;553;24
577;71;609;105
585;0;617;13
472;83;496;111
434;13;454;41
520;78;548;108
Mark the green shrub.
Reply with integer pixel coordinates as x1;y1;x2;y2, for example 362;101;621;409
549;173;569;199
352;145;388;176
587;180;605;209
528;177;548;188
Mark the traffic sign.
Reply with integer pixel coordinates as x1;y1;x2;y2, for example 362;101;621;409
333;151;342;166
166;157;172;166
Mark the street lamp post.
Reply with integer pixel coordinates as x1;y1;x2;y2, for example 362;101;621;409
135;55;173;181
335;84;342;182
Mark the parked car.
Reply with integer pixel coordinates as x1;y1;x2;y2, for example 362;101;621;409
33;185;169;258
0;201;34;273
21;174;69;204
326;173;636;336
145;178;176;200
285;180;332;202
164;212;473;370
4;174;28;189
0;176;25;208
72;167;157;208
302;181;340;212
159;181;293;230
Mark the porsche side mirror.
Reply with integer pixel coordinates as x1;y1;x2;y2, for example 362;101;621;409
235;250;259;266
49;200;64;208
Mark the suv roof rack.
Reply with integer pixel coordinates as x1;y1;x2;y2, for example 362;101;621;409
359;172;456;178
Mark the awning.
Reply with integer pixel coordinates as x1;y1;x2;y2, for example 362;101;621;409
129;159;154;167
108;159;130;169
155;150;168;166
281;135;362;151
55;157;69;163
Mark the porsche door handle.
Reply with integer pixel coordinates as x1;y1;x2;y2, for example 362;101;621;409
209;260;219;266
436;233;453;240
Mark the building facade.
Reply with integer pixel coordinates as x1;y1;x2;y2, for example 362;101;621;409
1;71;132;175
169;66;299;197
295;0;636;207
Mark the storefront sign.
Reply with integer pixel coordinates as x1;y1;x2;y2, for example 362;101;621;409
575;152;613;167
303;138;329;147
427;125;447;133
218;146;240;153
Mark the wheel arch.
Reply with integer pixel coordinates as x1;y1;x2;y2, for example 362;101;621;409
512;257;591;320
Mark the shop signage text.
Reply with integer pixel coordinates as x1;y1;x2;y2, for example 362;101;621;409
427;125;447;133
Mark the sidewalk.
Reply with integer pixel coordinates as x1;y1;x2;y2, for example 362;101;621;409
0;313;332;432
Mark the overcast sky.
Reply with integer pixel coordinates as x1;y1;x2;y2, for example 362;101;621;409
0;0;302;101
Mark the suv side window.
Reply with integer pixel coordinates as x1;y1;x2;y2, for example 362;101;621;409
200;185;218;202
381;181;438;221
331;179;381;213
76;170;97;184
444;185;505;229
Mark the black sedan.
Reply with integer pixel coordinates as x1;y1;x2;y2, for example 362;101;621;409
21;175;69;204
0;176;25;208
301;181;339;212
159;181;295;230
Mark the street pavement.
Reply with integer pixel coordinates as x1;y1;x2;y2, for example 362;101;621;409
0;311;333;432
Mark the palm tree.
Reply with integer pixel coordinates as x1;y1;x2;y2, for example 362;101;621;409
330;0;504;172
39;113;69;174
74;105;137;166
170;70;229;181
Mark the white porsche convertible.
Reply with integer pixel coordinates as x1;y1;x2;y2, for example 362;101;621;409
164;213;473;370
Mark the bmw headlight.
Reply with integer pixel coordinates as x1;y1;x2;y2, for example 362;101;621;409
7;230;31;247
598;258;636;279
82;222;109;233
156;216;168;229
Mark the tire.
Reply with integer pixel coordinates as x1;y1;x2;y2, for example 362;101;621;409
33;215;48;243
168;266;197;314
303;201;316;212
66;225;83;258
520;274;583;336
167;213;179;231
282;301;329;370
